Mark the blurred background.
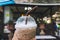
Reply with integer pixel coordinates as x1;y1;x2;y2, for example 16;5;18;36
1;5;60;40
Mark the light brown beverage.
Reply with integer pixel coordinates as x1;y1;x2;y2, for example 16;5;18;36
12;16;37;40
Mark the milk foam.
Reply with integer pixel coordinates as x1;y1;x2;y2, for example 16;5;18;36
15;16;37;29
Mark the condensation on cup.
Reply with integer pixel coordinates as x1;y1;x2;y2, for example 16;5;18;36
12;15;37;40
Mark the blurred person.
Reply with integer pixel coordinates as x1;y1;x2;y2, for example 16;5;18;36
46;19;57;36
6;21;15;40
3;24;10;40
36;21;52;40
36;21;51;35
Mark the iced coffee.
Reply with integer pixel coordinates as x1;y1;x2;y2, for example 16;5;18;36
12;16;37;40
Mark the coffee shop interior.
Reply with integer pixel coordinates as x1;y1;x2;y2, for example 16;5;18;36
0;5;60;40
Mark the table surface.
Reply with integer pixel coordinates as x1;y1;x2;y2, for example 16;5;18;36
36;35;56;39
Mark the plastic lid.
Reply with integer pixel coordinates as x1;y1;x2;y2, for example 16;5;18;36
15;16;37;29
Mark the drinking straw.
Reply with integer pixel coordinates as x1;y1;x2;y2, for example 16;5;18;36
25;6;38;24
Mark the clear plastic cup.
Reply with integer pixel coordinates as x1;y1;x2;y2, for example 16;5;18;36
12;16;37;40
